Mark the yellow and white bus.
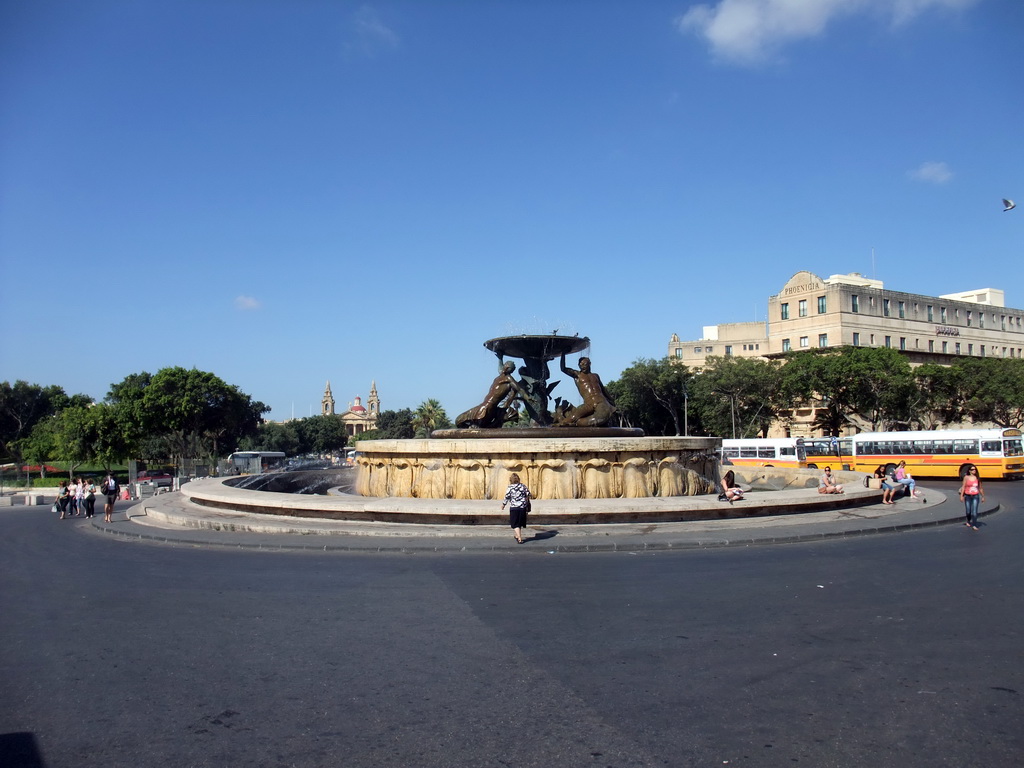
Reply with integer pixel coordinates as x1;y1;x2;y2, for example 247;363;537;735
850;428;1023;480
720;438;807;468
793;429;1023;479
724;429;1024;479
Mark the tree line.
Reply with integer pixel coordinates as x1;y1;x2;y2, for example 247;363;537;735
606;347;1024;438
0;369;455;478
4;349;1020;477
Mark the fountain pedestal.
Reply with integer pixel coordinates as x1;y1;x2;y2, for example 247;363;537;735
355;436;720;500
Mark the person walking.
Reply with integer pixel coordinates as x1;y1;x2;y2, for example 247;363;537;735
500;472;532;544
959;465;984;530
101;471;119;523
73;477;85;516
57;481;71;519
84;478;97;518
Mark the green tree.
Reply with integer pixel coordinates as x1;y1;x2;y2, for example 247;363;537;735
239;421;302;455
782;347;915;433
109;367;268;469
695;356;787;438
295;415;349;454
412;399;451;437
606;358;694;436
951;358;1024;428
363;409;415;440
0;381;79;468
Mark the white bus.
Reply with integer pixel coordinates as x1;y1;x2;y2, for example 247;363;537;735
225;451;287;475
720;438;807;468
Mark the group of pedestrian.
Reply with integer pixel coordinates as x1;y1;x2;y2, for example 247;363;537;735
873;460;922;504
56;477;96;519
496;461;988;543
55;472;119;523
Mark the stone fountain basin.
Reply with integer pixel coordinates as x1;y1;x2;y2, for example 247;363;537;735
354;435;721;500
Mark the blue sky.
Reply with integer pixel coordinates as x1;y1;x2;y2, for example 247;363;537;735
1;0;1021;423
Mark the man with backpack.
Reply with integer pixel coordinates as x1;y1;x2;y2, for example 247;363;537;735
101;472;119;523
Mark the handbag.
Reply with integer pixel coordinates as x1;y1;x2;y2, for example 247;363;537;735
866;477;882;490
51;501;59;513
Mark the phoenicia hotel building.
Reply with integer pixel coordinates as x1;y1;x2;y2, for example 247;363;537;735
669;270;1024;369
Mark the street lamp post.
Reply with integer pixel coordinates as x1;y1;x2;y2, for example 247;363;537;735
683;385;689;437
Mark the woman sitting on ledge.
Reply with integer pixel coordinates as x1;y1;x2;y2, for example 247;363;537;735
720;470;744;502
818;467;844;494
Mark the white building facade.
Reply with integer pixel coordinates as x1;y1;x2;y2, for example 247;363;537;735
670;271;1024;369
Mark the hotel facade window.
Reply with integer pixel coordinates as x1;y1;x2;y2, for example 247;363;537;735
900;337;906;350
851;295;859;312
782;338;791;352
725;346;733;356
941;307;947;323
799;336;809;348
898;301;905;318
817;296;827;314
885;336;891;348
818;333;828;348
781;303;789;320
798;299;807;317
883;299;890;317
852;332;860;346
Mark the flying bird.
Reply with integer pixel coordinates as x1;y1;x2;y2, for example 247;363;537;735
1003;198;1016;212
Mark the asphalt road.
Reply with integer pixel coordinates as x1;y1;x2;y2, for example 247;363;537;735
1;479;1022;768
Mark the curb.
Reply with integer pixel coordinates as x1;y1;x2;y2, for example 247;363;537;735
86;500;999;554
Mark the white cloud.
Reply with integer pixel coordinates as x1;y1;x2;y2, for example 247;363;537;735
677;0;980;65
910;161;953;184
234;295;262;311
347;6;400;56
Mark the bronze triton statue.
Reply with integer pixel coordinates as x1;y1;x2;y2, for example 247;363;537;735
552;354;617;428
455;361;527;429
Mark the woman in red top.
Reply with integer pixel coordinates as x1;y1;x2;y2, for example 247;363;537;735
959;465;984;530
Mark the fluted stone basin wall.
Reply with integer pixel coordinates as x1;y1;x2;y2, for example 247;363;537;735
354;436;721;500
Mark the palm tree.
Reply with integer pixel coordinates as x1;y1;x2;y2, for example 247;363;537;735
412;399;451;438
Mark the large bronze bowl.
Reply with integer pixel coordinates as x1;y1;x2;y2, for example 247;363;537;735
484;334;590;360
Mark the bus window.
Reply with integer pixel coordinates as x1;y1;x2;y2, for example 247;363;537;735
981;440;1002;454
757;447;775;459
779;447;795;456
723;447;739;458
740;447;757;458
954;440;976;454
1004;439;1023;457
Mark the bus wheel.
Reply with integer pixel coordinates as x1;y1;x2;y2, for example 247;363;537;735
764;464;773;468
884;463;897;477
958;464;974;479
807;464;818;470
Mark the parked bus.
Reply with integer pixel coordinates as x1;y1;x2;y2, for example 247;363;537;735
849;428;1023;480
802;437;854;471
725;429;1023;480
720;438;807;468
225;451;286;475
